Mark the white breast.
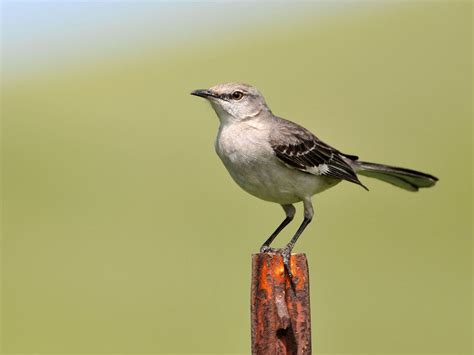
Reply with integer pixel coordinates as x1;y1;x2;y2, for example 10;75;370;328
214;121;338;204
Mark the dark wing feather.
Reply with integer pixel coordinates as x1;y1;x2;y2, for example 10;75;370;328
269;119;367;190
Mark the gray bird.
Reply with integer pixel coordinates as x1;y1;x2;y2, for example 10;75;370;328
191;82;438;278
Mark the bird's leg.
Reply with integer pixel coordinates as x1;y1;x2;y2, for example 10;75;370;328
260;204;296;253
281;198;313;279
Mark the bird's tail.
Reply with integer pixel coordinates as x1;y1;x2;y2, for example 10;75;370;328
354;161;438;192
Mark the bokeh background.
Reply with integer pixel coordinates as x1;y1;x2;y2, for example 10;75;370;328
1;1;472;354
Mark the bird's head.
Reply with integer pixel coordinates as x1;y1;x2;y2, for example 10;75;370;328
191;82;270;124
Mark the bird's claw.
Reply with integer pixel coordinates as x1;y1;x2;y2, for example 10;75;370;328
260;245;279;253
280;247;293;280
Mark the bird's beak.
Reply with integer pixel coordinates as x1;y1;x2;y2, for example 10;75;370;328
190;89;217;99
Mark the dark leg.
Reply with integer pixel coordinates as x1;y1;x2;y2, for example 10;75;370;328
281;198;314;279
260;204;296;253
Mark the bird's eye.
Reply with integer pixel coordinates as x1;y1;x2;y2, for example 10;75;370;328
231;91;244;100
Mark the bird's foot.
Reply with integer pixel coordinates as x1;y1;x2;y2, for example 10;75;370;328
259;245;280;253
280;246;293;280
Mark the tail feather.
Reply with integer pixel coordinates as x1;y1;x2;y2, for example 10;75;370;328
355;161;438;192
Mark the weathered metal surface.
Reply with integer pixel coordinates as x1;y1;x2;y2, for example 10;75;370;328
251;253;311;355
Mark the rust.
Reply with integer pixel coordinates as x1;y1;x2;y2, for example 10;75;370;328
251;253;311;355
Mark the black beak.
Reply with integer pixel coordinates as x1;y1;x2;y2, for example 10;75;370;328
190;89;217;99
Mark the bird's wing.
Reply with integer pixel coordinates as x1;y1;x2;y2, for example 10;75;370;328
269;119;367;189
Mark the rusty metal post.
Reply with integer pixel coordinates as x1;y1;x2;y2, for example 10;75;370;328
251;253;311;355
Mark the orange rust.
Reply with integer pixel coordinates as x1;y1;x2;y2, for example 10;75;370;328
259;258;270;295
273;261;285;279
272;256;286;283
251;253;311;354
287;255;306;290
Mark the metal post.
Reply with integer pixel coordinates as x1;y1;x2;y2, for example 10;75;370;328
251;253;311;354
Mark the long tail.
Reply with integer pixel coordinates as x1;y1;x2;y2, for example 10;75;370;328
354;161;438;192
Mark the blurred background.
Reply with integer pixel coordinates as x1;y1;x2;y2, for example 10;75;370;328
1;1;472;354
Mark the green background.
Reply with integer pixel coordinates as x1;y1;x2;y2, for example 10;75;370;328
1;2;472;354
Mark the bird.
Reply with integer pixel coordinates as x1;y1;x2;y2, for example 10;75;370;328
191;82;438;278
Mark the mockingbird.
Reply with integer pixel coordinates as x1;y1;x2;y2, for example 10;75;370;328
191;82;438;278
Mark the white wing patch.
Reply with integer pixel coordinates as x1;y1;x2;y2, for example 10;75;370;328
305;164;330;175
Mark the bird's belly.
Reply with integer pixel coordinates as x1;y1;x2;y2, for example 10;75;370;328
219;150;338;204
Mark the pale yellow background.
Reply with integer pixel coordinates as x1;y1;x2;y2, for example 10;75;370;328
1;2;472;354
